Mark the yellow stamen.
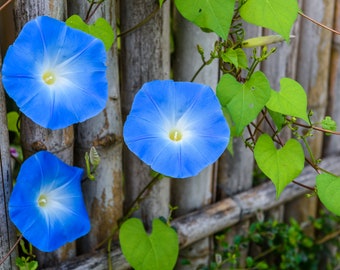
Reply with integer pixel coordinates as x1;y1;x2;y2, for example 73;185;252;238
38;194;48;207
42;71;56;85
169;129;183;142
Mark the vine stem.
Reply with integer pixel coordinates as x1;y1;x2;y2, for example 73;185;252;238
105;173;162;270
316;228;340;245
291;120;340;136
0;234;22;266
117;0;167;39
94;173;162;251
0;0;12;12
292;180;315;191
84;0;104;23
299;11;340;36
190;62;207;82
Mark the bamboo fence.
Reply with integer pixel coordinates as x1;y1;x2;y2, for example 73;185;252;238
0;0;339;269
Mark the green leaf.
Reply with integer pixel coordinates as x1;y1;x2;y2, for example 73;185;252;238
316;173;340;216
268;109;285;131
221;48;248;69
217;71;271;136
254;134;305;198
266;78;309;123
119;218;179;270
239;0;299;41
174;0;235;39
7;111;20;138
66;15;114;50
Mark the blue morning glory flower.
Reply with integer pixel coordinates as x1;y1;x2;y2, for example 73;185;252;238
1;16;107;130
8;151;90;252
123;80;230;178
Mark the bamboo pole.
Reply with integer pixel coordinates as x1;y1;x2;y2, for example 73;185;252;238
67;0;124;254
0;52;16;270
324;0;340;155
119;0;171;229
12;1;75;266
286;0;335;234
42;154;340;270
259;0;303;221
216;21;261;268
171;11;219;269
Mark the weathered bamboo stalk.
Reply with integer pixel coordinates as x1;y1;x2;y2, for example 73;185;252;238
287;0;335;234
171;10;219;269
0;52;16;270
12;1;75;266
324;0;340;155
42;154;340;270
216;21;262;267
119;0;171;229
67;0;124;254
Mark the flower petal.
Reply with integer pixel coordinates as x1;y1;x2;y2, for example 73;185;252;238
9;151;90;252
123;80;230;178
2;16;108;130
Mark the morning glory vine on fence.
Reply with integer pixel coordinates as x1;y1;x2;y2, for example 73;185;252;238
1;0;340;269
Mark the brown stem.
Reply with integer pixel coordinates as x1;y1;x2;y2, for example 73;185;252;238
292;180;315;191
287;117;340;136
85;1;103;23
117;1;166;38
316;228;340;245
299;11;340;35
0;234;22;266
0;0;12;12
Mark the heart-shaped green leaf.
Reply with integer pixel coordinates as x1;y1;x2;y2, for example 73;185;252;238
217;71;271;136
239;0;299;41
266;78;309;123
174;0;235;40
316;173;340;216
119;218;179;270
254;134;305;198
66;15;114;51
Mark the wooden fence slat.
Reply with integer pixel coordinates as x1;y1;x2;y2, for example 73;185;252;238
216;21;261;268
42;154;340;270
286;0;335;234
0;53;16;270
324;0;340;155
119;0;171;229
171;10;220;269
67;0;124;253
297;0;335;157
12;1;75;266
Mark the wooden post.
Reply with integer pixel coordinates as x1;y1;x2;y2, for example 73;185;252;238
324;0;340;155
216;22;260;268
13;1;75;267
0;53;16;270
119;0;171;229
67;0;124;253
259;1;302;220
286;0;335;234
171;11;219;269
